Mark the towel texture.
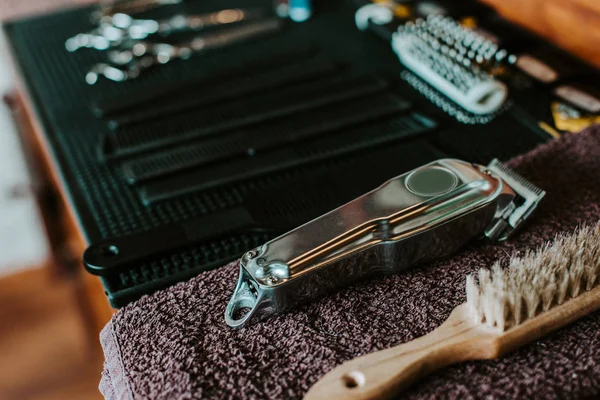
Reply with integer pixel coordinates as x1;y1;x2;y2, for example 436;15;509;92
101;126;600;400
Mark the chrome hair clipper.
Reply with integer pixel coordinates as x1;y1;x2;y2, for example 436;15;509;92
225;159;545;328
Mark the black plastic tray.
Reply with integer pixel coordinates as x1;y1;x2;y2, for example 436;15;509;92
6;0;591;307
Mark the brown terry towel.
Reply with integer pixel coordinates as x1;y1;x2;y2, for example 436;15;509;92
100;126;600;400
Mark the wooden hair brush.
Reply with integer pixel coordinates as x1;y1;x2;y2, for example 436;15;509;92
305;223;600;400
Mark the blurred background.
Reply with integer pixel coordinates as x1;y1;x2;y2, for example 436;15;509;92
0;0;598;399
1;3;102;400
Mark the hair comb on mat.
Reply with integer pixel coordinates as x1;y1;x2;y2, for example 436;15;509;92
225;158;544;328
305;222;600;400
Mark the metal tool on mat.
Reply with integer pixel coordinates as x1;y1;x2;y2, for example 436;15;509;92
225;158;545;328
551;102;600;133
92;0;183;22
85;18;284;84
155;8;264;35
66;8;264;52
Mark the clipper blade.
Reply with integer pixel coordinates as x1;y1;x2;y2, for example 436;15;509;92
485;159;545;241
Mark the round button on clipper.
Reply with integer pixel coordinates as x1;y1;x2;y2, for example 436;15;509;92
406;166;458;197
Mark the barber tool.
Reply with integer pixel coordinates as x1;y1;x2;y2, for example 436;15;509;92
551;102;600;133
353;3;511;122
66;8;263;52
548;81;600;133
354;3;395;32
136;111;433;205
513;44;583;85
414;0;448;17
554;84;600;115
92;0;182;22
305;223;600;400
515;53;559;84
102;75;393;157
391;15;509;115
91;44;318;118
225;158;545;328
83;167;371;276
154;8;264;36
65;25;136;52
107;57;337;130
85;18;284;84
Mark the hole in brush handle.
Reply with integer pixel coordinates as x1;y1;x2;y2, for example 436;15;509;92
342;371;366;389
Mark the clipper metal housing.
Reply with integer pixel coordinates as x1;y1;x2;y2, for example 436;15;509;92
225;159;545;328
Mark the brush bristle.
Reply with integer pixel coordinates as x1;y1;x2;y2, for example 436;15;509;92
466;222;600;330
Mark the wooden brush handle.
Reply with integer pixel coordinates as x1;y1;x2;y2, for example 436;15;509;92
304;305;499;400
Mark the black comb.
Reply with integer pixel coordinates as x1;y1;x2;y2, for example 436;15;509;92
122;92;410;183
92;44;320;119
138;112;437;205
84;172;360;276
101;75;390;160
108;58;340;130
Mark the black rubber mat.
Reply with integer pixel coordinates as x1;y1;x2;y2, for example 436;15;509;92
6;0;594;307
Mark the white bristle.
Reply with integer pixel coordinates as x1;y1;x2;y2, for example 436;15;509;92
556;272;570;305
540;283;556;311
465;222;600;330
585;264;597;291
466;275;480;320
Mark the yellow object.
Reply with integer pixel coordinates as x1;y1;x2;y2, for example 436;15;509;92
372;0;411;18
460;16;478;29
551;102;600;133
392;4;410;18
538;121;561;139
